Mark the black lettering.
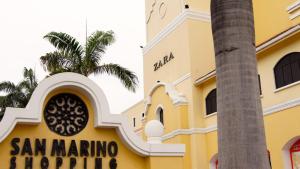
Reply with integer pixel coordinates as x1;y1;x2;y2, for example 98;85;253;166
40;156;49;169
95;158;102;169
21;138;33;156
10;157;16;169
51;140;66;156
154;63;159;71
35;139;46;156
83;158;87;169
25;157;33;169
10;138;20;155
169;52;174;60
91;141;95;157
56;157;63;169
96;141;106;157
70;158;76;169
158;61;163;69
163;55;169;64
109;158;117;169
80;140;89;157
108;141;118;157
68;140;78;157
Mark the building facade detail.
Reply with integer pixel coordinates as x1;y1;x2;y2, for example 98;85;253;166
122;0;300;168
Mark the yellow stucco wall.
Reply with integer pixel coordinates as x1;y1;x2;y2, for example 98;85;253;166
123;0;300;169
122;100;145;133
143;22;191;93
145;0;183;41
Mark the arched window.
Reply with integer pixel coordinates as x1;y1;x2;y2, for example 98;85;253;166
290;139;300;169
274;52;300;88
206;89;217;115
156;107;164;125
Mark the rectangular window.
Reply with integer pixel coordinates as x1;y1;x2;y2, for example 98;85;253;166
258;75;262;95
133;118;136;127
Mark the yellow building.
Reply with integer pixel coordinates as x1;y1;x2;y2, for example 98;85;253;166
0;73;186;169
122;0;300;169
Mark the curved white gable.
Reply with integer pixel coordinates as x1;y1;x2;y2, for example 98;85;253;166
0;73;185;156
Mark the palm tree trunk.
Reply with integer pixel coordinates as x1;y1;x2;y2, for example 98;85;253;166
210;0;270;168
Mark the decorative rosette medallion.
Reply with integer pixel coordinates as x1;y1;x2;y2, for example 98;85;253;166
44;93;89;136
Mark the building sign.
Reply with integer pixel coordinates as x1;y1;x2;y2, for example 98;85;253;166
10;138;118;169
0;73;184;169
154;52;175;71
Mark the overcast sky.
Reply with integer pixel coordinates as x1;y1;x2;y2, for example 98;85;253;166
0;0;146;114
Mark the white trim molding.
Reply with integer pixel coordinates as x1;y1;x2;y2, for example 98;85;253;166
143;9;210;55
194;25;300;86
256;25;300;53
289;12;300;20
0;73;185;157
160;97;300;141
161;125;217;141
263;97;300;116
194;70;216;86
142;82;188;118
173;73;191;86
287;0;300;13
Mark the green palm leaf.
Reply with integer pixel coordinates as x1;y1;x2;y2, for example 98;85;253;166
44;32;83;57
94;63;138;92
0;82;16;93
40;51;73;74
83;31;115;75
41;30;139;92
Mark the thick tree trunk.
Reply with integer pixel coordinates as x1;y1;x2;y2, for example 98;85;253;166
210;0;270;169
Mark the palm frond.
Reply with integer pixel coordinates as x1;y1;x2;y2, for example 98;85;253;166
22;67;38;90
84;31;115;72
44;32;83;58
0;81;16;93
40;51;72;73
94;63;138;92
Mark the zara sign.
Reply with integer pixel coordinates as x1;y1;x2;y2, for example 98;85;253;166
154;52;175;71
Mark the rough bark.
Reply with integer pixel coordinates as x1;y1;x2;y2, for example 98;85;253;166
210;0;270;169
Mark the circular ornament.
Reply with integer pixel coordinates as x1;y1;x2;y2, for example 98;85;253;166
44;93;89;136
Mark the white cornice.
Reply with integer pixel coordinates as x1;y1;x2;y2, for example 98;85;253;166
289;11;300;20
161;125;217;141
194;70;216;86
161;97;300;141
287;0;300;13
172;73;191;86
263;97;300;116
256;25;300;53
0;73;185;157
143;9;210;55
193;25;300;86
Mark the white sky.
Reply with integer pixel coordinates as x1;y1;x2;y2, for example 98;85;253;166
0;0;146;114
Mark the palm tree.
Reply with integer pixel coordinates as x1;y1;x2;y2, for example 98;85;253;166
40;30;138;92
0;68;38;121
210;0;270;168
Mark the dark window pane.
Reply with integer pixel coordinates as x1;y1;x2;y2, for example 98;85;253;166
275;68;284;88
274;52;300;88
258;75;262;95
206;89;217;115
159;109;164;125
283;65;293;85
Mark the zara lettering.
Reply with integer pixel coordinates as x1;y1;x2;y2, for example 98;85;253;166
154;52;175;71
